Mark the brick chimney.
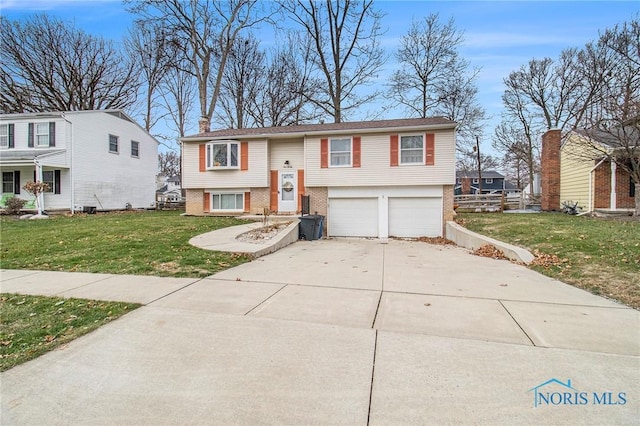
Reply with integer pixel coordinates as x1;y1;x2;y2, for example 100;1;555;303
541;129;561;211
462;177;471;195
198;117;210;134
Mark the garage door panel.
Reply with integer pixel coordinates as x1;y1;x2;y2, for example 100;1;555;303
329;198;378;237
389;197;442;238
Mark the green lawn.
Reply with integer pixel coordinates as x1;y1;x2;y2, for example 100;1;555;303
1;293;139;371
0;211;252;277
459;213;640;309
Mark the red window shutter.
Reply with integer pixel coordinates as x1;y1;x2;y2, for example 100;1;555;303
199;144;206;172
297;169;305;212
353;136;361;168
425;133;435;166
203;192;210;212
241;141;249;171
244;192;250;213
270;170;278;212
320;138;328;168
390;135;399;166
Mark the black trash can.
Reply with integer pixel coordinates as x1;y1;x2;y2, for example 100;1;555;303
299;215;324;240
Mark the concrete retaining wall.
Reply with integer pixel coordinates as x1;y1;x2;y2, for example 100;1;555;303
445;221;535;264
250;220;300;258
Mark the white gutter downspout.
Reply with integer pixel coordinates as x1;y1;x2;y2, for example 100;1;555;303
61;113;74;215
588;158;607;213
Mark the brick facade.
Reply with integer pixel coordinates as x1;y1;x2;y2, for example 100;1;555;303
249;187;270;214
461;178;471;195
541;129;561;211
442;184;454;234
185;189;204;215
305;186;328;235
594;161;636;209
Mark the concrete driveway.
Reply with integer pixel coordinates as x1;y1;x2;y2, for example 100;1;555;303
1;239;639;425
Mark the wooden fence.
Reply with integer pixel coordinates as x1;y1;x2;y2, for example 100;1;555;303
454;193;540;212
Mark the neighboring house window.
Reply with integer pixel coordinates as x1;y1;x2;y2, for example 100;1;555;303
2;171;14;193
400;135;424;164
109;134;119;153
42;171;55;193
485;178;493;184
211;193;243;210
330;138;352;167
0;124;9;148
36;123;50;146
206;142;239;169
131;140;140;158
472;178;479;184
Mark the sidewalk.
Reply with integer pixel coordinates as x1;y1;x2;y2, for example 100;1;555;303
1;239;639;425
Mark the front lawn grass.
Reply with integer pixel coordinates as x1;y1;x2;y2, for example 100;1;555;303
460;213;640;309
1;293;139;371
0;211;251;277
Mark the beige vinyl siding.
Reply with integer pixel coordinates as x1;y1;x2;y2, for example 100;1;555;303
269;139;304;171
182;140;268;189
560;134;601;210
305;131;455;187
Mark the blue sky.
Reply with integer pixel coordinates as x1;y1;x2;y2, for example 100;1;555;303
1;0;638;152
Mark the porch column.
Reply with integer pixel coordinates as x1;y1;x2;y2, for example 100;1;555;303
610;161;617;210
34;161;44;215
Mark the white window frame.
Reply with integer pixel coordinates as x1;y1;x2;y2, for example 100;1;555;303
109;134;119;154
329;137;352;167
0;124;8;148
209;192;244;211
36;123;50;147
206;141;239;169
472;178;479;184
399;134;424;165
485;178;493;184
131;140;140;158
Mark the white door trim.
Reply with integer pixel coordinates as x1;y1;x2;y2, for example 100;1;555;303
278;170;297;212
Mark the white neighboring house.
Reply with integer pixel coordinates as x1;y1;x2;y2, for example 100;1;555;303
156;175;184;202
0;110;159;212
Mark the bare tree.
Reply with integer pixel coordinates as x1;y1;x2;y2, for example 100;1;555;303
282;0;385;123
159;61;197;140
126;0;273;132
568;19;640;215
492;121;539;191
249;32;323;127
125;22;178;132
158;151;181;177
215;35;265;128
389;14;464;117
0;14;140;113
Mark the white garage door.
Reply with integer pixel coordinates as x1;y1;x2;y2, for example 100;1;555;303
388;197;442;238
329;198;378;237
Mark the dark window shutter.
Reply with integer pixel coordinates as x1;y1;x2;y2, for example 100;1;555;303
14;170;20;194
54;170;61;194
8;124;14;148
49;122;56;147
28;123;34;147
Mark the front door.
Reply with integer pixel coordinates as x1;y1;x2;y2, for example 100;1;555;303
278;170;297;212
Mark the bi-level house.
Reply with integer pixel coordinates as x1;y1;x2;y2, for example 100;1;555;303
181;117;457;238
0;110;158;212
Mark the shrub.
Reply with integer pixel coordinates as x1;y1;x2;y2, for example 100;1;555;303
4;197;26;215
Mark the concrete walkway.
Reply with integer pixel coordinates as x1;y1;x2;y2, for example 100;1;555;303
1;239;639;425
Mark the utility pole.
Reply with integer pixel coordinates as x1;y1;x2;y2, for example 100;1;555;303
475;135;483;194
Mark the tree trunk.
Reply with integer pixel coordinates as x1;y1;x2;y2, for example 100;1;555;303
635;181;640;217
